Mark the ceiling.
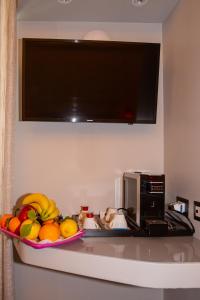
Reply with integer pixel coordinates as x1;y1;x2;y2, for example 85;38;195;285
17;0;179;23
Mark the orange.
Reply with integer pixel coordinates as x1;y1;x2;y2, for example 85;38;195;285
43;219;54;225
53;222;59;229
8;217;21;233
1;214;13;229
39;223;60;242
43;220;59;228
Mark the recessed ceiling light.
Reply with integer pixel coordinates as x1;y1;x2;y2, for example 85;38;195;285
57;0;72;4
132;0;149;7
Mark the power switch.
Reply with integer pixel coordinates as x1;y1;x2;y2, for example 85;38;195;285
194;201;200;221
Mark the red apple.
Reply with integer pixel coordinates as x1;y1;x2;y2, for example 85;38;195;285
18;205;35;222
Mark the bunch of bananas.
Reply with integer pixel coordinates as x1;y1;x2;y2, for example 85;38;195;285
22;193;60;221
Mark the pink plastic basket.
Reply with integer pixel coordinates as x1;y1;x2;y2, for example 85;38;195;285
0;227;84;249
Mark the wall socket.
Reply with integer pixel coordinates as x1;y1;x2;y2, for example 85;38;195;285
176;196;189;217
194;201;200;221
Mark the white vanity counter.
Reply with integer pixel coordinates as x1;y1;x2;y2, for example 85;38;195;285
14;236;200;289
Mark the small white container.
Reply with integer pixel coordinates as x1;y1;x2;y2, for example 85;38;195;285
83;213;99;229
109;213;128;229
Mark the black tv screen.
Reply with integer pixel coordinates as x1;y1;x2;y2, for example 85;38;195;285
21;38;160;124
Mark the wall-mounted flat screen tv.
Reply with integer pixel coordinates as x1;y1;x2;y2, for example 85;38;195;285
21;38;160;124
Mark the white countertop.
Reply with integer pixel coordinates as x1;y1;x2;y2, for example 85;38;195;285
14;236;200;289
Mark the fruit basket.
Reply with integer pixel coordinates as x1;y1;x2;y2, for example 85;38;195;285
0;193;84;249
0;227;84;249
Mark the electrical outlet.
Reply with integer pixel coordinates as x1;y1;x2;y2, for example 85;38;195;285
176;196;189;217
194;201;200;221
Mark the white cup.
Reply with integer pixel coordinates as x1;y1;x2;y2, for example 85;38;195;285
105;207;117;222
83;215;99;229
109;213;128;229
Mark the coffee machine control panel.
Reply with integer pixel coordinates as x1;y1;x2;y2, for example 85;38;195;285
141;175;165;194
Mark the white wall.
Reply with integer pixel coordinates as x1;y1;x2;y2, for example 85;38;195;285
14;21;163;300
15;21;163;216
163;0;200;238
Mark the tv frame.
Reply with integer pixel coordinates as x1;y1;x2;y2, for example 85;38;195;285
20;38;160;124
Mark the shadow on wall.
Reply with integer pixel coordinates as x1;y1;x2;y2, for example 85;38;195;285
164;289;200;300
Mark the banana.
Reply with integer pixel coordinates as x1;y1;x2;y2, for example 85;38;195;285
42;199;56;219
30;202;43;215
42;208;60;221
22;193;49;212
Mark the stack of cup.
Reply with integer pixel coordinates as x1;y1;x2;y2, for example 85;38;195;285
102;207;128;229
83;213;99;229
108;213;128;229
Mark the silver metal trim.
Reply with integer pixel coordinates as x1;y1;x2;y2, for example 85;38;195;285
123;172;141;226
136;175;141;226
148;192;164;194
124;172;140;179
18;39;23;120
149;181;164;184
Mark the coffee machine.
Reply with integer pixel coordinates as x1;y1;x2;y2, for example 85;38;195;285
123;172;165;228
